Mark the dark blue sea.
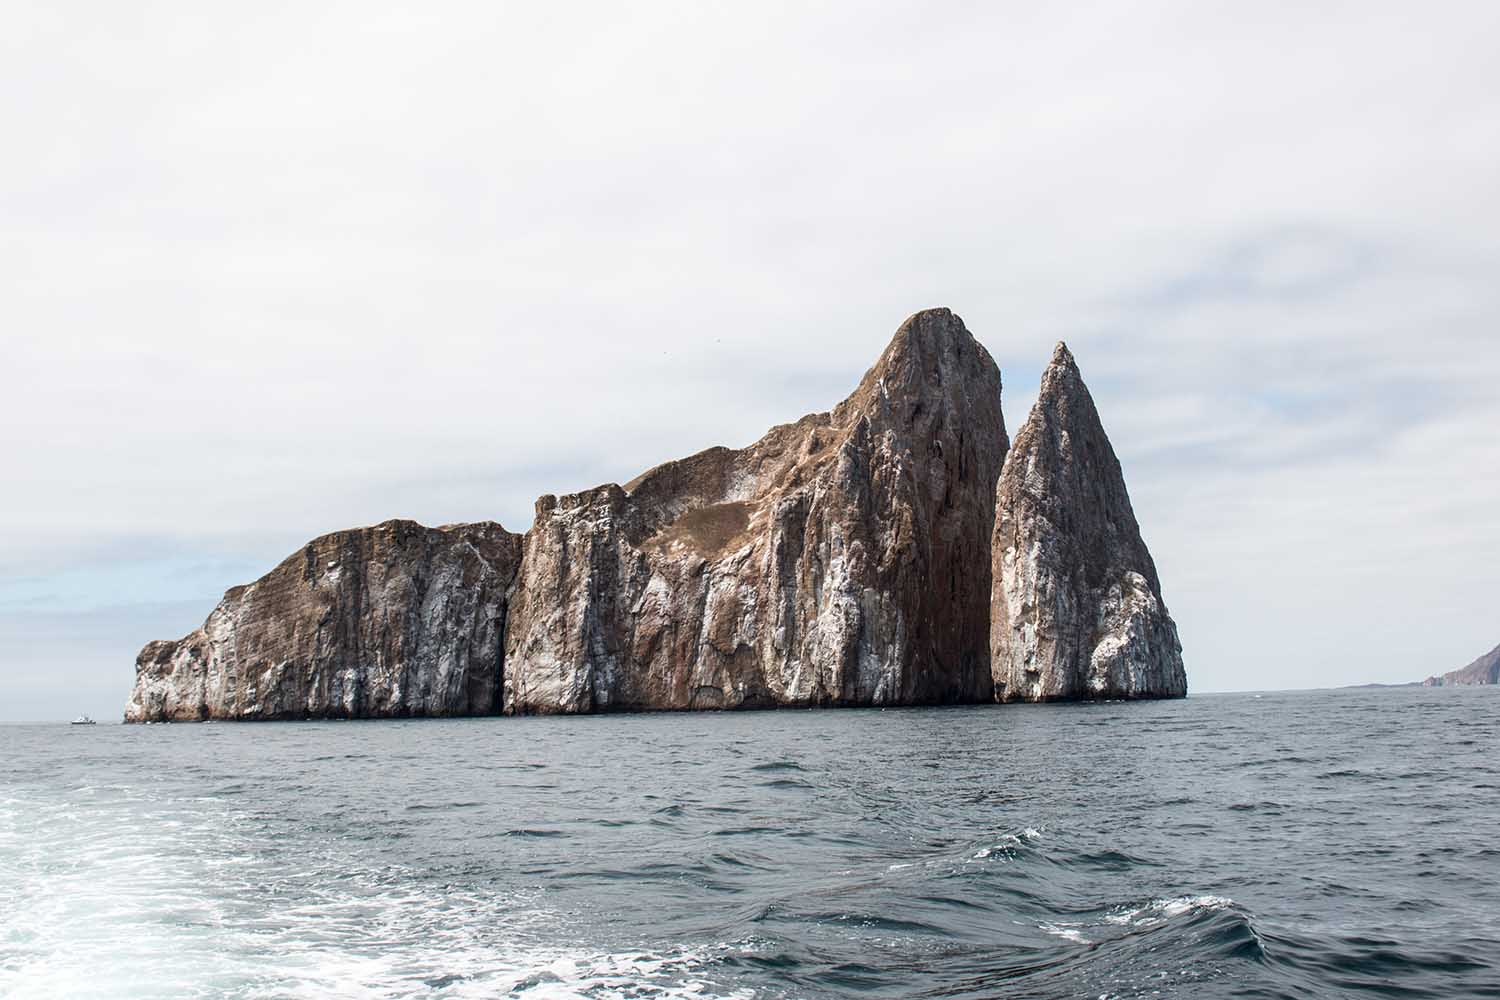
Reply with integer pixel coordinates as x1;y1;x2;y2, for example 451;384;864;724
2;688;1497;999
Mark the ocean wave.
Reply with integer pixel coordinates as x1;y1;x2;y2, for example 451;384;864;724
1036;895;1242;947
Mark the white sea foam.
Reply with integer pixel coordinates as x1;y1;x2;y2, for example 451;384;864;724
1102;894;1235;927
972;825;1044;860
1038;921;1091;944
0;785;755;1000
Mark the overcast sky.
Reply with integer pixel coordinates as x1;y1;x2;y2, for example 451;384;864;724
4;2;1498;719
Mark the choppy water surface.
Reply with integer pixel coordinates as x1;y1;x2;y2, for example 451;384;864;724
3;688;1497;999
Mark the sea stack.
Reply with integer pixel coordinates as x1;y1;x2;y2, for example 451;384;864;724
503;307;1008;712
990;343;1186;701
125;310;1190;722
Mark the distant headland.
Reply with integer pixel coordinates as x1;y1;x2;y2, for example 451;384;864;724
1421;642;1500;688
125;309;1187;722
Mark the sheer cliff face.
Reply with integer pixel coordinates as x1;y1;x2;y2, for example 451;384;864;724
124;520;522;721
990;344;1186;702
504;308;1008;712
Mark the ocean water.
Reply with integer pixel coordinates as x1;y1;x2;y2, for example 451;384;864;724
2;688;1497;999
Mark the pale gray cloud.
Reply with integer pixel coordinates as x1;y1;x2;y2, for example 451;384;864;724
3;1;1498;717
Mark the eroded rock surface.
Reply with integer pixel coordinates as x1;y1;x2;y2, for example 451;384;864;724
125;520;522;721
990;343;1186;701
504;307;1008;712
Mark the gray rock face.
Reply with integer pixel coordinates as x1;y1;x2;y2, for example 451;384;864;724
990;343;1185;701
124;520;522;721
1422;642;1500;687
503;308;1008;712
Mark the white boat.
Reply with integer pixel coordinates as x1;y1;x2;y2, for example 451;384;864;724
70;715;96;726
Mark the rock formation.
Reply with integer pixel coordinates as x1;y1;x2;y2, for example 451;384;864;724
125;520;522;721
990;343;1185;701
1421;641;1500;687
125;309;1189;722
503;307;1007;712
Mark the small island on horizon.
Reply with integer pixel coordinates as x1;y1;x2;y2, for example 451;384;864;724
125;309;1186;722
1342;640;1500;689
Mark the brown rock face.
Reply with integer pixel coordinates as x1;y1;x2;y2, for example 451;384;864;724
990;343;1186;701
124;520;522;721
503;308;1009;712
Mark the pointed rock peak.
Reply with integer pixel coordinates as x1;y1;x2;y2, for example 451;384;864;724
874;307;969;369
852;307;1001;413
1004;342;1113;513
901;305;962;336
1036;340;1087;400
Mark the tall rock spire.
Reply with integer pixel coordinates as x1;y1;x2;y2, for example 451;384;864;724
990;343;1185;701
504;307;1009;712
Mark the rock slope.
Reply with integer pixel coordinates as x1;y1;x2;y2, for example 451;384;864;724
503;307;1008;712
1422;642;1500;687
990;344;1186;701
125;520;522;721
126;309;1189;721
